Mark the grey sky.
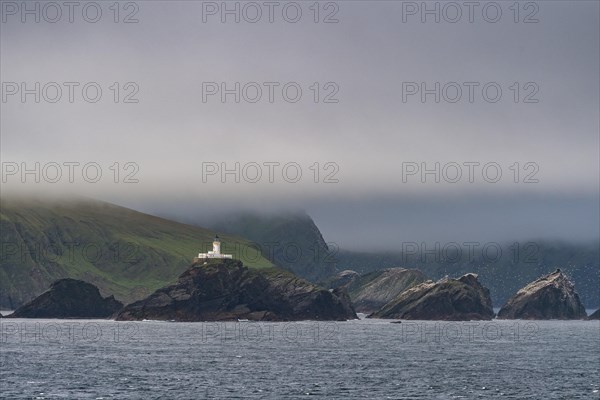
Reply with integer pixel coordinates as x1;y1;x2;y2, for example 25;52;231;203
1;1;598;250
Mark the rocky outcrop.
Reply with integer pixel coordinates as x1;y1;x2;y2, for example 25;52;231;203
588;309;600;320
497;269;587;320
345;268;427;313
8;279;123;318
331;287;356;318
369;273;494;321
115;259;357;322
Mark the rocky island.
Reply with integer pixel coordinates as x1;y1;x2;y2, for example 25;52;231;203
8;278;123;318
116;259;357;321
497;269;587;320
369;273;494;321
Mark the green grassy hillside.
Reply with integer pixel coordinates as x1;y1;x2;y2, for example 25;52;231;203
0;196;272;308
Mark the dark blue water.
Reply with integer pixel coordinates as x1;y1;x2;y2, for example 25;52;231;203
1;317;599;399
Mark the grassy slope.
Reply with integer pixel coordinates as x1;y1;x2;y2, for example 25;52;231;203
0;196;272;308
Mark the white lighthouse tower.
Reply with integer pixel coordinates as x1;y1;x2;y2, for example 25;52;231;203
196;234;233;261
212;235;221;255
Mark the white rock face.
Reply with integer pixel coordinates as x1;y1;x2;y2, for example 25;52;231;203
498;269;588;320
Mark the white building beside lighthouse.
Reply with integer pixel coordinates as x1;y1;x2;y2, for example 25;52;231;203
196;235;233;260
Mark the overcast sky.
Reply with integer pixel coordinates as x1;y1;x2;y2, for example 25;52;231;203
1;1;599;250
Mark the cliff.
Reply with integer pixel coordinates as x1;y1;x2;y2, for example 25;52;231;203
208;211;336;282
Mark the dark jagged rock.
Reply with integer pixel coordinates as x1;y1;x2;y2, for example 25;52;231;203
331;287;356;318
369;273;494;321
497;269;587;320
8;279;123;318
115;259;357;322
589;309;600;320
345;268;427;313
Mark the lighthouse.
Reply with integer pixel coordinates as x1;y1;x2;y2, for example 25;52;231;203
196;234;233;261
212;235;221;254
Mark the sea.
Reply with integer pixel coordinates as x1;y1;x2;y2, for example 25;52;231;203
1;313;599;399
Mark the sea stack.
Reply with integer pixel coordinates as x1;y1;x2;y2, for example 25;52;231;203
497;269;587;320
8;279;123;318
369;273;494;321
